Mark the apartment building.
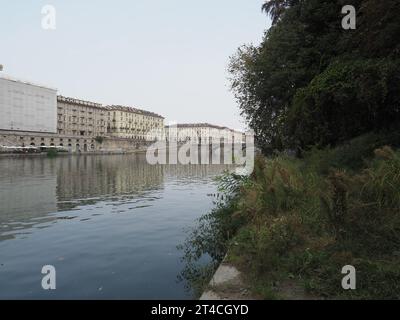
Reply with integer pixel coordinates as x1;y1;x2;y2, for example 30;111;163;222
165;123;244;144
232;130;244;144
107;105;164;141
57;96;107;137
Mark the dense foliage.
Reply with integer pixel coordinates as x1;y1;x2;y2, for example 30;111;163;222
229;0;400;153
180;135;400;299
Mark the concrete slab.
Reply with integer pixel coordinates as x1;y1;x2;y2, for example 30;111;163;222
199;291;222;300
210;264;241;286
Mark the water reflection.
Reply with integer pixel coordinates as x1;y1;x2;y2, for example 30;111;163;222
0;154;234;241
55;154;165;210
0;153;237;299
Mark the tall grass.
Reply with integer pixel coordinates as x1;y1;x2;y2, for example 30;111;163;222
226;144;400;299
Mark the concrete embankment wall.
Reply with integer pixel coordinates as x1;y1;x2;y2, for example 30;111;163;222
0;130;153;154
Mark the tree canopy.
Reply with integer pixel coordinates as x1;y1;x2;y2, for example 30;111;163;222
230;0;400;154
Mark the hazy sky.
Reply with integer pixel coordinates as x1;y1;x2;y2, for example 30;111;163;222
1;1;270;130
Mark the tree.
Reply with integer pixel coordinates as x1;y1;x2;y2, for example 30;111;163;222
261;0;300;24
288;59;400;149
230;0;400;154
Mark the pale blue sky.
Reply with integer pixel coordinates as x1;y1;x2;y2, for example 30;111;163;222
0;0;270;130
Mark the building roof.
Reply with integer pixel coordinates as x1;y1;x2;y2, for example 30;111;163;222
57;97;164;119
106;105;164;119
57;95;103;109
165;123;227;129
165;123;243;133
0;74;57;92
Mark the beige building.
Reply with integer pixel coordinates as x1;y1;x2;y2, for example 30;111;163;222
57;96;107;137
107;105;164;141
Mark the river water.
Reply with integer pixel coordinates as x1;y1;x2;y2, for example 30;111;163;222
0;154;233;299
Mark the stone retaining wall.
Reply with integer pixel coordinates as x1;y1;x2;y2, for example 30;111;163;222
0;130;153;153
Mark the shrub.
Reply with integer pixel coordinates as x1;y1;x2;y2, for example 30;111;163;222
46;148;58;158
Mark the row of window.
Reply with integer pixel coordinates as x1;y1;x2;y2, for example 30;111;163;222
18;136;96;143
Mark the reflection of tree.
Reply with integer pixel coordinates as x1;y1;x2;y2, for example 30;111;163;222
177;201;230;295
177;196;246;297
177;173;249;298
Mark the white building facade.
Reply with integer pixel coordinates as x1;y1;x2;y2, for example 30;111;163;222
165;123;244;144
0;75;57;133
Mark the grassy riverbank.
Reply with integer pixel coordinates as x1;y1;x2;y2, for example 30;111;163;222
228;133;400;299
181;132;400;299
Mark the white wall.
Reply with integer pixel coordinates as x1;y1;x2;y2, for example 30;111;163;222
0;76;57;133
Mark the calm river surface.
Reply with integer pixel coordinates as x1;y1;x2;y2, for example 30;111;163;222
0;154;233;299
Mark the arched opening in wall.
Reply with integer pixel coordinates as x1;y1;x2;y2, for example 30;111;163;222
84;144;88;152
41;143;45;146
30;143;35;146
76;144;80;152
50;143;55;146
91;144;95;150
68;144;72;151
59;143;64;147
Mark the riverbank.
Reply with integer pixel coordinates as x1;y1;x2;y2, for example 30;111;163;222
195;132;400;300
200;258;320;300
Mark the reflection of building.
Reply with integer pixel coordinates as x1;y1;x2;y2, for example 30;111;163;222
165;123;244;144
0;153;236;241
164;163;237;180
57;96;107;137
0;155;166;239
107;105;164;140
0;75;57;133
55;154;165;205
0;158;58;240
